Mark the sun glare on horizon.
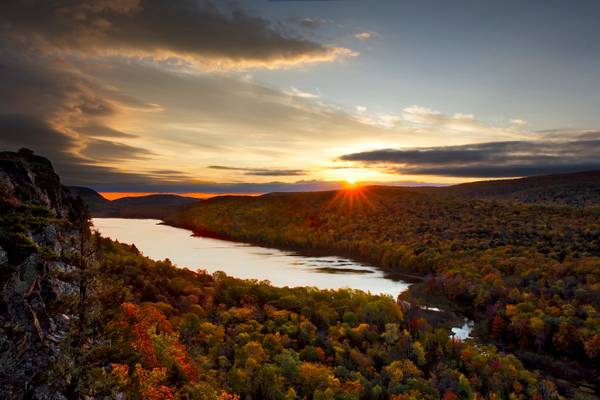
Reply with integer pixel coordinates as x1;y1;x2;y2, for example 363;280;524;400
335;168;373;188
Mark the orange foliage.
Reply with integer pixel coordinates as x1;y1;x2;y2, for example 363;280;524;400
135;364;174;400
117;303;173;367
218;392;241;400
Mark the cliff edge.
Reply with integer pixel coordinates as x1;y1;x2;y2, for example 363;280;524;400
0;149;85;399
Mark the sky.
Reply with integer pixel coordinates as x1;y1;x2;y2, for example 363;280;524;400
1;0;599;194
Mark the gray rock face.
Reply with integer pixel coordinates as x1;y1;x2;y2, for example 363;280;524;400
0;229;79;399
0;150;83;399
0;149;69;214
32;225;62;253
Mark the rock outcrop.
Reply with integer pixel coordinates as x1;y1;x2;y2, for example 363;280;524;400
0;149;84;399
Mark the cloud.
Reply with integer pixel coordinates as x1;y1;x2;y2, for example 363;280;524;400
339;138;600;178
576;130;600;140
284;87;320;99
354;31;379;41
402;105;443;124
208;166;307;177
2;0;354;69
0;114;161;185
80;139;155;162
401;105;529;139
354;112;401;129
0;46;161;177
77;125;139;139
88;180;348;194
510;118;527;127
298;18;330;30
0;36;398;189
93;58;408;146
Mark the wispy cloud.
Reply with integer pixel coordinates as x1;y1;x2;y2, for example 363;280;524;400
208;166;307;177
510;118;528;127
354;112;401;129
402;105;527;139
298;17;331;29
284;87;320;99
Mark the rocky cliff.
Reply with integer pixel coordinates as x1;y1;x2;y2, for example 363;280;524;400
0;149;85;399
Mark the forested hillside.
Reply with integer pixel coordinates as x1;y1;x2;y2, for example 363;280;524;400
165;184;600;389
436;171;600;207
89;237;563;399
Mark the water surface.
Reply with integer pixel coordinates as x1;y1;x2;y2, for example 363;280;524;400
92;218;410;296
452;319;474;340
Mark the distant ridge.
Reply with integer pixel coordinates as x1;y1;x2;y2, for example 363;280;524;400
68;186;119;215
68;187;201;218
263;170;600;208
72;170;600;218
437;170;600;207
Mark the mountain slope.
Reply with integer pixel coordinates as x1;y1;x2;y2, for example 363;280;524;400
68;186;119;216
438;170;600;206
112;194;200;218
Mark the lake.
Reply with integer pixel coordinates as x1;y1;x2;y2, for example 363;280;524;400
92;218;410;297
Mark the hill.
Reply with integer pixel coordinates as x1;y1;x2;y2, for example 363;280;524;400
264;170;600;207
438;170;600;207
68;186;119;216
68;186;201;218
112;193;200;218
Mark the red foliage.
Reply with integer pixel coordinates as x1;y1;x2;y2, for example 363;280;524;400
116;303;174;367
410;317;428;333
443;390;459;400
490;314;505;338
171;342;199;382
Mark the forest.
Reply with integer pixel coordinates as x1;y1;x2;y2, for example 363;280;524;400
75;236;565;399
164;185;600;388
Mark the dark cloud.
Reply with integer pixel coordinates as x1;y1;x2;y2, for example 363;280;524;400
0;41;162;183
149;169;190;176
2;0;348;68
402;163;600;178
0;114;158;185
0;117;324;192
0;114;73;158
87;179;347;194
208;165;307;176
0;48;108;123
573;130;600;140
80;139;155;162
249;170;306;177
77;125;139;139
340;139;600;178
0;23;364;190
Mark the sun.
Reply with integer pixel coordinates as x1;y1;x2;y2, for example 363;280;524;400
329;167;378;189
340;170;363;187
